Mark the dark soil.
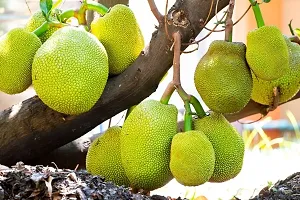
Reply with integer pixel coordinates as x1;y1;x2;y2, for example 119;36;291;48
0;162;186;200
248;172;300;200
1;163;300;200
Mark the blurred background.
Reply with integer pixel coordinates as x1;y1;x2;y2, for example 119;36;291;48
1;0;300;199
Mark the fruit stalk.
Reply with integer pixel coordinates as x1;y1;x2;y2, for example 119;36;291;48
190;95;206;118
160;82;175;105
225;0;235;42
59;9;77;22
33;21;68;37
249;0;265;28
183;101;193;132
172;31;206;116
77;1;109;25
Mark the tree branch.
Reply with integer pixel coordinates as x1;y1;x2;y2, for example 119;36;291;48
0;0;231;166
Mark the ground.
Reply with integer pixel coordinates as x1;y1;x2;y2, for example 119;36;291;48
0;163;300;200
0;163;186;200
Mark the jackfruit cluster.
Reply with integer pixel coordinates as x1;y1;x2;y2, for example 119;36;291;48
0;3;144;115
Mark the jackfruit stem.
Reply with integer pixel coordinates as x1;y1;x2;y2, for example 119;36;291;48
85;1;109;16
224;0;234;42
190;95;206;118
249;0;265;28
76;1;109;25
59;9;76;22
184;101;193;132
33;21;68;37
160;82;175;105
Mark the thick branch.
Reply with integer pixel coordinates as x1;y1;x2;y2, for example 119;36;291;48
0;0;231;166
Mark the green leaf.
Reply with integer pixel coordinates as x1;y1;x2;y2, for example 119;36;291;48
40;0;53;19
52;0;62;11
263;0;271;3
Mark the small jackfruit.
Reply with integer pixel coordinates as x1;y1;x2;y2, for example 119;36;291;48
194;40;252;114
120;99;178;191
246;26;289;81
25;11;60;43
194;112;245;182
251;37;300;105
91;4;144;75
32;26;108;115
86;126;130;187
170;130;215;186
0;28;42;94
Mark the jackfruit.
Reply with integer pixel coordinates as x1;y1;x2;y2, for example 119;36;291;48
86;126;130;187
246;26;289;81
0;28;41;94
194;40;252;114
251;37;300;105
25;11;60;43
170;130;215;186
32;26;108;115
194;112;245;182
120;99;178;190
91;4;144;75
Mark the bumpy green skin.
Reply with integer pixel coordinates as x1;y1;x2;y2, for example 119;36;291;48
0;28;41;94
91;4;144;75
120;100;178;190
86;126;130;187
246;26;289;81
194;112;245;183
251;38;300;105
194;40;252;114
25;11;60;43
32;26;108;115
170;130;215;186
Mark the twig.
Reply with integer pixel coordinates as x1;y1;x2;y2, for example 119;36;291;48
148;0;164;23
24;0;32;15
183;8;227;45
225;0;235;42
203;0;214;26
164;0;171;40
172;32;181;85
203;4;251;33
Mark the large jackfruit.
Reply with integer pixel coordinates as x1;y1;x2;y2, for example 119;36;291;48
32;26;108;115
251;37;300;105
86;126;130;187
194;112;245;183
0;28;41;94
194;40;252;114
91;4;144;75
246;26;289;81
170;130;215;186
120;99;178;191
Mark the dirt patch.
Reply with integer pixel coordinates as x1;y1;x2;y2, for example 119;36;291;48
0;162;186;200
248;172;300;200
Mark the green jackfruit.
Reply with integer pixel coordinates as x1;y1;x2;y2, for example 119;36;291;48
194;40;252;114
0;28;41;94
194;112;245;182
246;26;289;81
91;4;144;75
32;26;108;115
120;99;178;191
86;126;130;187
25;11;60;43
251;37;300;105
170;130;215;186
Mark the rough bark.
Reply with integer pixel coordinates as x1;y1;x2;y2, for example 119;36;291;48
0;0;231;166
